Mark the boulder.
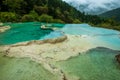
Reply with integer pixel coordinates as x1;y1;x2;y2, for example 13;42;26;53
115;54;120;63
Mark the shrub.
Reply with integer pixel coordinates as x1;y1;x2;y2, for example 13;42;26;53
29;10;39;20
52;19;64;23
0;12;17;22
38;14;53;22
21;14;35;22
73;19;81;23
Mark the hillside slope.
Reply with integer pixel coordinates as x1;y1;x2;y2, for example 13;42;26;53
99;8;120;21
0;0;103;24
63;0;120;15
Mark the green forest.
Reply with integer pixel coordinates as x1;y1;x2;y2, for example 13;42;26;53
0;0;120;30
99;8;120;21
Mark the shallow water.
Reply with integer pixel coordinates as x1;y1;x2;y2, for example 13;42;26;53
0;53;59;80
62;24;120;50
62;24;120;35
40;30;64;40
56;47;120;80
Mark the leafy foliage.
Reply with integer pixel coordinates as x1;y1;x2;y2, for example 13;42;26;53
21;14;35;22
0;12;17;22
38;14;53;22
0;0;120;30
0;0;100;23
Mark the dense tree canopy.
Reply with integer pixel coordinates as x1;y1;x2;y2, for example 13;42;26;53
0;0;120;30
0;0;100;23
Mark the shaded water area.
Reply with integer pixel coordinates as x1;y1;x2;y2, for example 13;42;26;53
0;22;65;45
0;53;59;80
56;47;120;80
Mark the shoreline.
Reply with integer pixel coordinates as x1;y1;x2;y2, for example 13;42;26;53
1;33;120;61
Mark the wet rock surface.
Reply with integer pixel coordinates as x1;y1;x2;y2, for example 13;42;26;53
115;54;120;63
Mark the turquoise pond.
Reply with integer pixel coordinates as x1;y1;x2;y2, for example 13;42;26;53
0;53;59;80
56;47;120;80
0;22;120;80
0;22;120;48
0;22;65;45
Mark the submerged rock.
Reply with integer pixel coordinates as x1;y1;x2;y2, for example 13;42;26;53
0;22;3;26
115;54;120;64
0;25;11;33
40;25;59;31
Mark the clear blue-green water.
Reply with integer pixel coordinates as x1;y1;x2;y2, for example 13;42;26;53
62;24;120;49
40;30;64;40
0;53;59;80
0;23;120;48
0;22;65;45
0;22;120;80
56;47;120;80
62;24;120;35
